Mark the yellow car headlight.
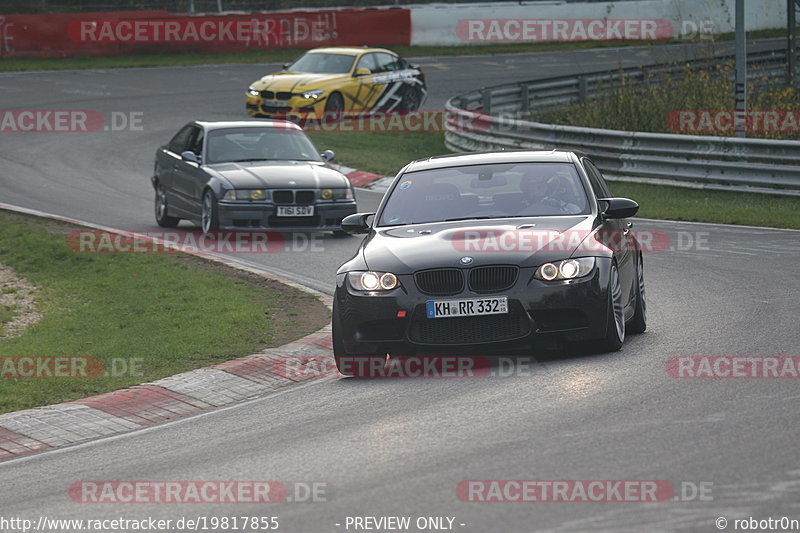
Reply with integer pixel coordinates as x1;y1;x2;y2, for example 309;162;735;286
223;189;270;201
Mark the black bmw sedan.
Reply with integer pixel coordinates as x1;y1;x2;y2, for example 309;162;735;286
152;120;356;233
334;150;646;375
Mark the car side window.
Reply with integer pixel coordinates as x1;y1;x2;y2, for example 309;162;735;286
355;53;378;74
188;128;204;156
583;159;612;198
373;52;403;72
168;125;194;154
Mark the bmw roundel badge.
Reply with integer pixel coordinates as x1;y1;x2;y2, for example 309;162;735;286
460;256;474;265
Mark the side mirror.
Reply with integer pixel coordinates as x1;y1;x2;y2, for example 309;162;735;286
354;67;371;77
282;62;290;70
599;197;639;219
181;151;200;164
321;149;335;162
341;212;374;234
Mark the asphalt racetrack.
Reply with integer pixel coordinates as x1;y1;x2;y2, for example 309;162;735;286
1;40;799;532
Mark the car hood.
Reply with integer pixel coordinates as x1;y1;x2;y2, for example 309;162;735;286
252;72;350;92
360;216;602;273
207;161;349;189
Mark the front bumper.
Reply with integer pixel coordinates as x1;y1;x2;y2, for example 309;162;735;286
335;259;613;354
245;94;324;118
217;200;356;231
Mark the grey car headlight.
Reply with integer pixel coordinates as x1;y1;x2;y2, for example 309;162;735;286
348;271;399;291
247;86;260;97
223;189;270;201
301;89;324;99
534;257;596;281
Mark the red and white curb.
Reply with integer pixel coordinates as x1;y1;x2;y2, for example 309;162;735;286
0;203;335;462
331;164;394;192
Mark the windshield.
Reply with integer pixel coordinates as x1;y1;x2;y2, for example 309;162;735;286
287;52;356;74
206;127;322;164
378;162;590;226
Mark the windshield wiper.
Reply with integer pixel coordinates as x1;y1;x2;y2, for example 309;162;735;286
231;158;300;163
440;216;497;222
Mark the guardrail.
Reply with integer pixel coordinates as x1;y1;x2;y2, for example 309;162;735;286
445;47;800;196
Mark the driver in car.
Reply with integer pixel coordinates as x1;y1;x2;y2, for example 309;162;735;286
519;172;582;215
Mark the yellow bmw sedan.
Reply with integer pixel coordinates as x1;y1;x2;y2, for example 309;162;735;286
246;47;427;119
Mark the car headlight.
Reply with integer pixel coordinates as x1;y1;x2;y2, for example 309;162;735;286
348;271;399;291
223;189;270;201
247;86;260;97
301;89;324;99
534;257;595;281
321;188;354;200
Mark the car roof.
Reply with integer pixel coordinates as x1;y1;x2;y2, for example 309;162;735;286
305;46;396;56
403;150;579;173
194;120;302;132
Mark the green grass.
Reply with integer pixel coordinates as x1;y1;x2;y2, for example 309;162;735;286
0;305;15;333
610;181;800;229
309;130;449;177
0;211;328;414
0;28;785;72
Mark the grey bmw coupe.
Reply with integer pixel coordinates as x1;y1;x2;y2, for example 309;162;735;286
152;120;356;233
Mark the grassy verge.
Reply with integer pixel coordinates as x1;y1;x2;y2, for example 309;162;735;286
0;306;13;332
311;130;800;229
0;29;784;72
0;211;329;414
535;50;800;140
308;130;449;177
609;181;800;229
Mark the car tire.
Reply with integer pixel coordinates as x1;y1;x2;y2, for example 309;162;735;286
597;261;625;352
324;92;344;121
154;182;180;228
400;86;423;111
627;253;647;334
201;190;220;233
332;300;384;377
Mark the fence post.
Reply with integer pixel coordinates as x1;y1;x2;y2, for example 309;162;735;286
578;77;588;103
520;84;529;113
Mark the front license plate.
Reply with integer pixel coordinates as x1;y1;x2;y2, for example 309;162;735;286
277;206;314;216
264;99;290;107
426;297;508;318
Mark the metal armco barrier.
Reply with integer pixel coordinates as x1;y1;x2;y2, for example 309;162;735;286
445;47;800;195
